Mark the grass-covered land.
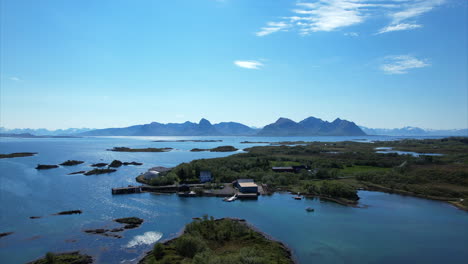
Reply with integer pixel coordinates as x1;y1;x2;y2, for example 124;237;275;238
139;217;293;264
27;251;92;264
0;152;37;159
146;138;468;209
109;147;173;152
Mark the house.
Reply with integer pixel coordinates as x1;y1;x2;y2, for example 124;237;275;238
199;171;212;183
234;179;258;193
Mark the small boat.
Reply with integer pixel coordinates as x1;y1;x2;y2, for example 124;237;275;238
305;207;315;212
293;196;302;200
224;194;237;202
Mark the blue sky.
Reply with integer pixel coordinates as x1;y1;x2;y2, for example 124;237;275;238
1;0;467;129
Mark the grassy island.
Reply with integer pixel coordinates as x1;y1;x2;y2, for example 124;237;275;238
0;152;37;159
190;146;239;152
139;217;293;264
143;137;468;209
109;147;173;152
27;251;92;264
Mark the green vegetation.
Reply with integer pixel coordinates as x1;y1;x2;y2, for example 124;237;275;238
0;152;37;159
27;251;92;264
144;137;468;208
109;147;173;152
140;217;293;264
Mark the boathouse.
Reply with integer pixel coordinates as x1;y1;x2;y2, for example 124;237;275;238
234;179;258;193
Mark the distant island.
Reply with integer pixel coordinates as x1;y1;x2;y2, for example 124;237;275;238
0;133;80;138
0;152;37;159
108;147;173;152
190;146;239;152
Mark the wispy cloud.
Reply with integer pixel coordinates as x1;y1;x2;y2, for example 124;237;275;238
256;22;289;37
377;23;422;34
256;0;446;36
9;76;22;81
380;55;430;74
234;60;264;70
344;32;359;37
378;0;445;34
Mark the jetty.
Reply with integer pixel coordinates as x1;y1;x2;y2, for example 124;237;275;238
111;186;143;195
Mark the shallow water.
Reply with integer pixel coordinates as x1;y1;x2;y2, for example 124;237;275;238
0;136;466;264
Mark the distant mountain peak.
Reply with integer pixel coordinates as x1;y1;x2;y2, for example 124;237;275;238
199;118;212;126
275;117;295;124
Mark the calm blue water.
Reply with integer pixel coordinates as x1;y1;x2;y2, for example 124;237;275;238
0;136;466;264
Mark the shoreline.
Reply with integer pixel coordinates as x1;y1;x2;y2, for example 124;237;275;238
137;217;296;264
361;183;468;211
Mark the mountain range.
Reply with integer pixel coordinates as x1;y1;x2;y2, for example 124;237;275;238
257;117;365;136
2;118;467;137
77;117;365;136
79;119;258;136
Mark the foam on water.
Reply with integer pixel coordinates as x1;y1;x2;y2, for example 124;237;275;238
126;232;163;248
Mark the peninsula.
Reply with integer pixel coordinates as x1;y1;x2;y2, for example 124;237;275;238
139;217;293;264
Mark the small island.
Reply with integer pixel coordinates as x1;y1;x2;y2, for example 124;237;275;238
108;147;173;152
0;152;37;159
35;164;59;170
27;251;92;264
190;146;239;152
84;168;117;176
83;217;144;239
139;217;293;264
59;160;84;166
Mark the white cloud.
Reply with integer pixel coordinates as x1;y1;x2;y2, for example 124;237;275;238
256;0;446;36
380;55;430;74
377;23;422;34
378;0;445;34
256;22;289;37
234;60;264;70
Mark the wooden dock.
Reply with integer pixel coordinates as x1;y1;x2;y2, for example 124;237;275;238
111;186;143;195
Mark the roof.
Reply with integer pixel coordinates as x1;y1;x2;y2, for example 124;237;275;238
238;182;258;188
272;167;294;170
237;179;254;183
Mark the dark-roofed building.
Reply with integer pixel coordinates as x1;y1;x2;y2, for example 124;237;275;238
272;166;295;173
272;165;307;173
